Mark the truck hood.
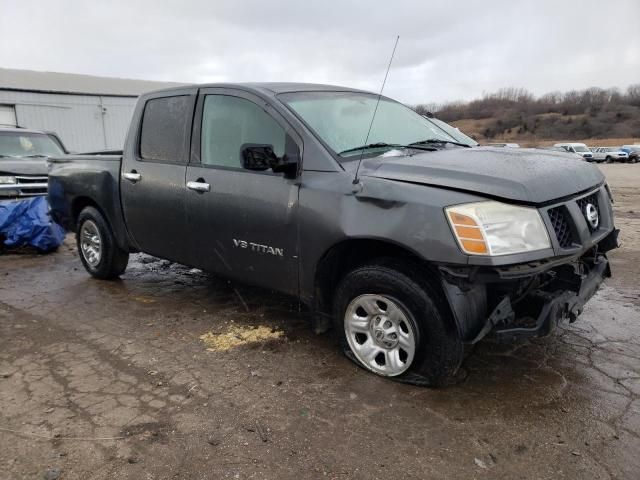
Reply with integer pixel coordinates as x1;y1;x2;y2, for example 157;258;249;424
359;147;604;204
0;157;49;176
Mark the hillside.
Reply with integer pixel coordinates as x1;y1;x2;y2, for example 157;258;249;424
416;86;640;147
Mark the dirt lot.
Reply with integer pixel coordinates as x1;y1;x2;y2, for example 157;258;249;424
1;164;639;480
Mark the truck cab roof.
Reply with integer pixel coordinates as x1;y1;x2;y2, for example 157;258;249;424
143;82;374;101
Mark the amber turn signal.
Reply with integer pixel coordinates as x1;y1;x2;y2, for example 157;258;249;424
446;211;489;255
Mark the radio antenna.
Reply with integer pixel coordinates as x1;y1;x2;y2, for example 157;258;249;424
353;35;400;185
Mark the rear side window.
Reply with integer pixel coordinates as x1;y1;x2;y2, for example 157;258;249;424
139;95;191;162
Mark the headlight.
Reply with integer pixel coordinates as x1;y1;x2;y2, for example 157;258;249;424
446;201;551;256
0;175;17;184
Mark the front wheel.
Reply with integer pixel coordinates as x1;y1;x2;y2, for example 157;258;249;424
77;206;129;279
333;259;464;386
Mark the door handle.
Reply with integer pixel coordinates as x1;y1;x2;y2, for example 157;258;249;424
187;180;211;193
123;171;141;182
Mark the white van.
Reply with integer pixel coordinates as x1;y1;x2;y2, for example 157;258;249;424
553;143;595;161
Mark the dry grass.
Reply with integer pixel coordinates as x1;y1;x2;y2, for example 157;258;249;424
450;118;639;148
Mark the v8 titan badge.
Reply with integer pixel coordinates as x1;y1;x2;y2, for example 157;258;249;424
233;239;284;257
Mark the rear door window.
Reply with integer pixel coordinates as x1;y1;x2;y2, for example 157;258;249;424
139;95;191;163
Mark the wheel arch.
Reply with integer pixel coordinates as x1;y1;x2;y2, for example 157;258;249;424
71;196;133;252
313;238;446;315
71;196;101;227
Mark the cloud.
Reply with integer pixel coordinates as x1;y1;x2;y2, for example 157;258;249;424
1;0;638;104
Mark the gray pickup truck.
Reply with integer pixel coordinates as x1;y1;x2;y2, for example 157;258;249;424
1;127;66;198
49;83;618;386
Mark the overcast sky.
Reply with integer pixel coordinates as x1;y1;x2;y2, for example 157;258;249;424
1;0;638;104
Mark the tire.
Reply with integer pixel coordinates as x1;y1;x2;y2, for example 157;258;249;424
605;156;613;164
76;206;129;279
333;258;464;387
630;156;637;164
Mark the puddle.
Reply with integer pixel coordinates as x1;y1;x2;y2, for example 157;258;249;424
199;325;284;351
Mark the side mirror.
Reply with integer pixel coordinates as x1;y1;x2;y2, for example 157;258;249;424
241;143;299;177
241;144;276;171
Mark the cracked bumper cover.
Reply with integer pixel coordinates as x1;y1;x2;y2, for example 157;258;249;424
440;229;618;343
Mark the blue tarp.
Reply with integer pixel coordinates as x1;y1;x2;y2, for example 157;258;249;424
0;197;66;252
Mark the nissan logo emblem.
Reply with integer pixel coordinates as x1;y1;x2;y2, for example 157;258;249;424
584;203;599;229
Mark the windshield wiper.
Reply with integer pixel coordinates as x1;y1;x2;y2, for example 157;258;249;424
22;154;49;158
339;142;437;156
339;142;405;155
410;139;471;148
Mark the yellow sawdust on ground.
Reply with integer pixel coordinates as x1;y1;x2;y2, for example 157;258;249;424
133;296;156;304
199;325;284;351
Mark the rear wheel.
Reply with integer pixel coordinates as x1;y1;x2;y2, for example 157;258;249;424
333;259;464;386
605;156;613;163
77;206;129;279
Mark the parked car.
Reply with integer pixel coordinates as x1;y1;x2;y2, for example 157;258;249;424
620;145;640;164
592;147;629;163
0;127;65;198
553;143;595;161
48;83;618;386
537;146;585;160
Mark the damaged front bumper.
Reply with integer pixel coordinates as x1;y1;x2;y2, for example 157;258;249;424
471;254;609;342
440;228;618;343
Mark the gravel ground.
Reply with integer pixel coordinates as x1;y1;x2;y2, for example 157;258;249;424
0;164;639;480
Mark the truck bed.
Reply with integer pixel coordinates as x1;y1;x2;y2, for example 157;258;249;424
47;153;132;250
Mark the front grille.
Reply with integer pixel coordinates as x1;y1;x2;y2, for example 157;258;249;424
576;193;600;232
545;187;610;250
16;176;46;184
548;206;573;248
15;175;48;196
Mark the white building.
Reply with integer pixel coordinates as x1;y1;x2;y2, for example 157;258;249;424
0;68;180;152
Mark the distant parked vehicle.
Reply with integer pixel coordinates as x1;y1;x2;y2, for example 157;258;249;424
487;143;520;148
0;127;65;199
554;143;595;161
538;146;584;160
592;147;629;163
620;145;640;164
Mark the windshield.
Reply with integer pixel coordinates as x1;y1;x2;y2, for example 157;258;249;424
426;117;478;146
573;146;589;153
0;131;64;157
280;91;472;159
